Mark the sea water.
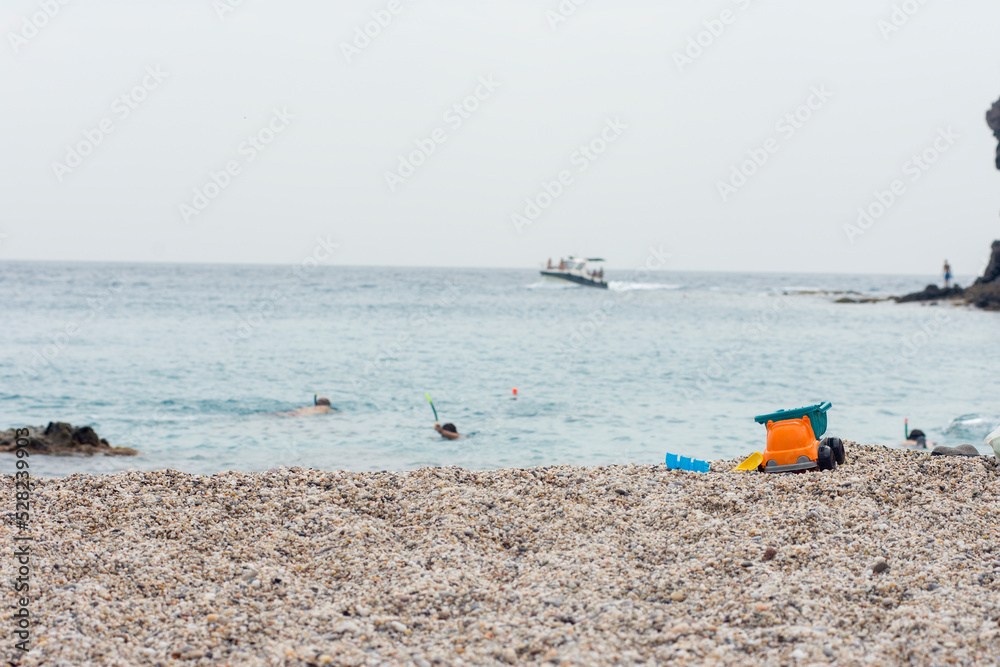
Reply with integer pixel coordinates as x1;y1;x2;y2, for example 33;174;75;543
1;261;997;477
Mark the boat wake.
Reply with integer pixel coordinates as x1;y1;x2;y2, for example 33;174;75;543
608;281;682;292
525;281;579;290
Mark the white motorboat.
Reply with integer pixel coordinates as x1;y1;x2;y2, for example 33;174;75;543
540;257;608;289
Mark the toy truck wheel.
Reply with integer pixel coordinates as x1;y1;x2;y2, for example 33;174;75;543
820;437;846;465
831;438;845;465
817;444;837;471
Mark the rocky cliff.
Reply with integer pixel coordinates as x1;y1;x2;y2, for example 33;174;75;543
972;99;1000;307
989;97;1000;170
963;240;1000;309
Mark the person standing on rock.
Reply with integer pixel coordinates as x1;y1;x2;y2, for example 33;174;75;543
943;260;952;288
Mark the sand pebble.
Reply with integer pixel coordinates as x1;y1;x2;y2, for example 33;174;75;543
2;443;998;666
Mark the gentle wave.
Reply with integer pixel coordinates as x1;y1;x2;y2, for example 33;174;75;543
943;414;1000;438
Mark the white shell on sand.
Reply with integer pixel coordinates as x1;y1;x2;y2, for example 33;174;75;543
3;443;999;665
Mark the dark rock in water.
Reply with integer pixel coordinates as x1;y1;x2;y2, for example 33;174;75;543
930;444;980;457
71;425;103;447
964;281;1000;310
0;422;138;456
895;284;964;303
834;296;889;304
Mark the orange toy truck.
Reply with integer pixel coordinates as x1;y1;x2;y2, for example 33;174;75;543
754;402;845;473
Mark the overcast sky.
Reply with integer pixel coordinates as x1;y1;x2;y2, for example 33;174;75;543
1;0;998;274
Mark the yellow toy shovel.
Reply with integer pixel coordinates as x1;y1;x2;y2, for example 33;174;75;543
731;452;763;472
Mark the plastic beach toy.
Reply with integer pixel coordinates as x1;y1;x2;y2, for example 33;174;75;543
986;425;1000;458
732;451;763;472
754;402;845;473
665;452;710;473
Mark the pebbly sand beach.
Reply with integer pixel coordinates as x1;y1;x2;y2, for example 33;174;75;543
4;444;1000;666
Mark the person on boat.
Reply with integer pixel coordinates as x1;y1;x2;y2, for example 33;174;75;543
547;258;553;269
558;259;566;270
434;422;460;440
292;396;337;416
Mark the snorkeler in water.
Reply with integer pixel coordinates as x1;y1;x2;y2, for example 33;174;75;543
434;422;460;440
903;428;929;449
291;395;337;417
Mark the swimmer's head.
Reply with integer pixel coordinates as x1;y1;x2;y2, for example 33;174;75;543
316;397;331;407
442;423;457;433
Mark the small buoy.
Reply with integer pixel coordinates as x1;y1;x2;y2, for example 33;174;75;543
512;388;518;399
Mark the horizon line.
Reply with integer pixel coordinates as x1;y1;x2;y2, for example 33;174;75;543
0;256;979;279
